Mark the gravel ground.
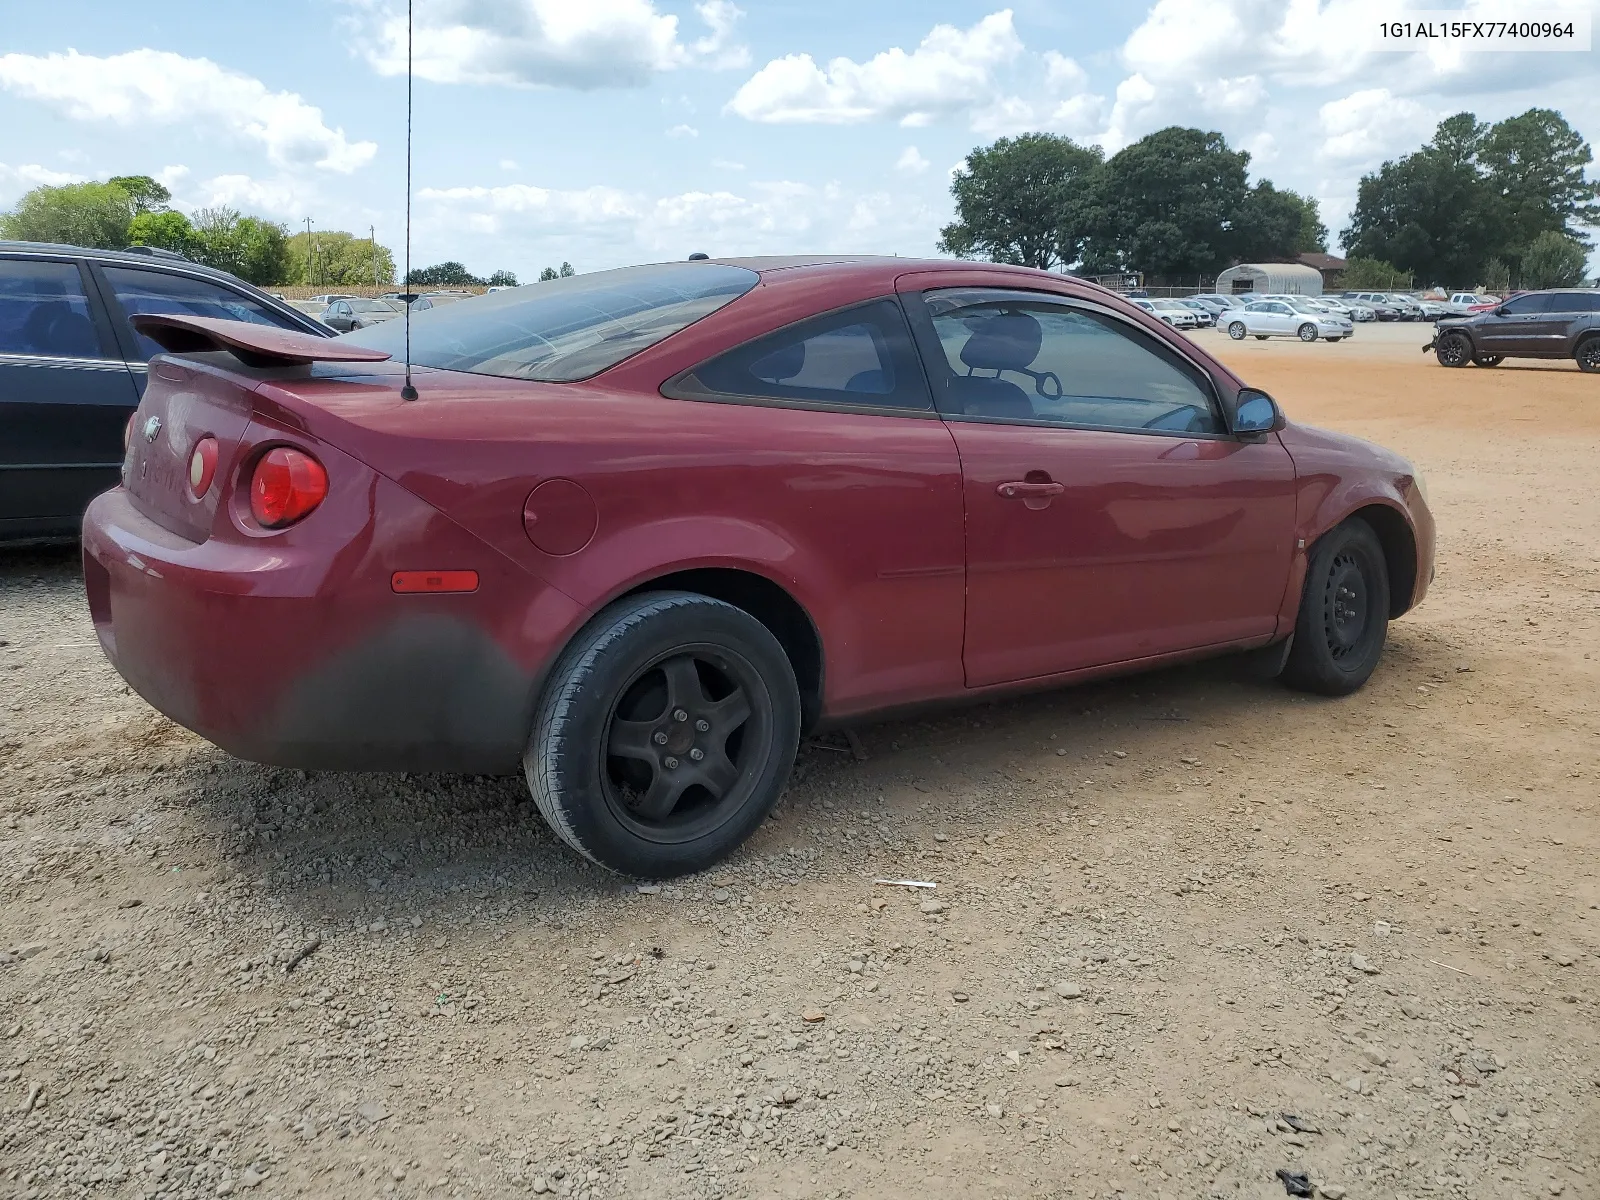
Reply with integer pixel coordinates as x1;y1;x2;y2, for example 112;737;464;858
2;330;1597;1200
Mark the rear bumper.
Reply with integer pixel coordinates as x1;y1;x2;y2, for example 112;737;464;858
83;485;584;773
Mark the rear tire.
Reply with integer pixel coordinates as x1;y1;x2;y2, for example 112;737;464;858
1576;336;1600;373
1254;335;1269;340
1473;354;1503;367
1298;323;1318;342
1228;322;1246;340
1325;336;1342;342
1282;520;1391;697
526;591;801;877
1435;332;1472;367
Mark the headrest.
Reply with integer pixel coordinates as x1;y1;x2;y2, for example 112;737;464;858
752;340;806;382
959;310;1041;372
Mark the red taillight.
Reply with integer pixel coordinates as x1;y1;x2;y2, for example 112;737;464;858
249;447;328;528
188;436;218;497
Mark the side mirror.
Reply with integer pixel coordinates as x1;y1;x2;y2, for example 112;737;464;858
1232;387;1284;437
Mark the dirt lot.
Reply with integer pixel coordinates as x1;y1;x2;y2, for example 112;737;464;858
2;322;1596;1200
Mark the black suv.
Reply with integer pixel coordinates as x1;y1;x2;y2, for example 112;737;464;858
0;242;332;543
1428;289;1600;371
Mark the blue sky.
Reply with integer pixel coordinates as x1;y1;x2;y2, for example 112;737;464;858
2;0;1597;281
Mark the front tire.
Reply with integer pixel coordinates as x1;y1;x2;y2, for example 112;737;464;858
1325;336;1342;342
526;591;801;877
1282;520;1391;696
1435;332;1471;367
1473;354;1503;368
1254;335;1269;341
1576;336;1600;373
1298;323;1318;342
1228;322;1246;340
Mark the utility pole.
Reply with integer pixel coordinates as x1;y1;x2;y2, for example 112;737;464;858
371;225;380;291
304;217;315;289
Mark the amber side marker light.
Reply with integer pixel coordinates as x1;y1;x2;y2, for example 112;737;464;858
391;570;479;594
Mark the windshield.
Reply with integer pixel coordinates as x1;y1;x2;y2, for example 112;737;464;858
344;263;759;382
348;299;400;313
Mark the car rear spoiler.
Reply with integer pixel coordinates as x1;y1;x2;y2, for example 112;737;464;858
131;313;392;368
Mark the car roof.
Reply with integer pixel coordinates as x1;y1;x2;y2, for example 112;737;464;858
0;239;276;292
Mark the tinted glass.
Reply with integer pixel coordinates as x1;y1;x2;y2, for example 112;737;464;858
924;296;1219;434
1547;292;1598;313
685;299;929;410
348;299;398;313
0;259;101;358
344;263;758;382
102;266;296;359
1500;293;1553;315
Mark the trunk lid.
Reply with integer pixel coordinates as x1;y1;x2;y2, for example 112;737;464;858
123;355;260;543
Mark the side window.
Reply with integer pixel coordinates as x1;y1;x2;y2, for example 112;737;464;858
922;296;1220;435
1499;293;1552;316
100;266;298;360
673;299;930;411
1549;292;1597;313
0;258;103;358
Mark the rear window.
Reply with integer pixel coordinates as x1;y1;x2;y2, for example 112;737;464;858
343;263;759;382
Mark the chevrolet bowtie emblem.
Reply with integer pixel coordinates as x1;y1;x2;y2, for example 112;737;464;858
142;415;163;443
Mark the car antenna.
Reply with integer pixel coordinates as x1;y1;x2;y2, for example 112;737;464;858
399;0;419;401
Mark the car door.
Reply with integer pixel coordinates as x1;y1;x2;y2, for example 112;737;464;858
1476;293;1552;354
660;296;969;711
91;264;317;396
902;286;1297;687
0;255;140;538
324;301;353;332
1531;293;1589;355
1258;302;1290;334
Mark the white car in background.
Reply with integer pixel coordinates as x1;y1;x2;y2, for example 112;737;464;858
1223;300;1354;342
1312;296;1375;322
1130;297;1199;329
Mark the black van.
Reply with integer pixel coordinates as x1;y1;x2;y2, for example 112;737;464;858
0;242;330;543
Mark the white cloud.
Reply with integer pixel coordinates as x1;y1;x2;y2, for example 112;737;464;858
0;49;376;172
0;162;85;203
711;158;745;171
411;175;936;265
348;0;749;89
182;173;321;219
726;10;1023;125
1317;87;1435;164
895;146;930;174
667;123;699;138
1042;51;1087;92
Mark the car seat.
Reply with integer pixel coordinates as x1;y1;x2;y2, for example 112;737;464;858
946;311;1039;418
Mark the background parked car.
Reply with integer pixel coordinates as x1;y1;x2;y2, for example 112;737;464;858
1224;300;1352;342
1192;293;1247;311
1132;298;1199;329
1448;292;1494;315
320;297;404;332
1429;289;1600;371
1176;299;1217;326
1315;297;1375;322
0;240;330;543
1342;292;1405;321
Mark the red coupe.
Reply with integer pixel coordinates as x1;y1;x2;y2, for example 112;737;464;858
83;257;1434;876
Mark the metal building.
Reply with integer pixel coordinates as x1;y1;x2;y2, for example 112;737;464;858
1214;262;1325;296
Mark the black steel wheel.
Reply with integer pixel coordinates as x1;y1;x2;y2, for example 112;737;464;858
527;591;800;876
1282;519;1391;696
1298;323;1318;342
1473;354;1503;368
1435;333;1471;367
1576;337;1600;373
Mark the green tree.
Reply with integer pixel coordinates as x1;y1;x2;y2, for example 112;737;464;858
487;269;519;287
1089;127;1255;279
128;209;197;257
1340;115;1503;286
1235;183;1327;261
938;133;1104;270
187;207;290;286
286;230;396;287
407;261;481;287
106;175;172;214
1482;257;1511;291
1518;231;1589;289
537;262;575;281
1479;109;1600;261
1340;257;1411;290
0;180;136;248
